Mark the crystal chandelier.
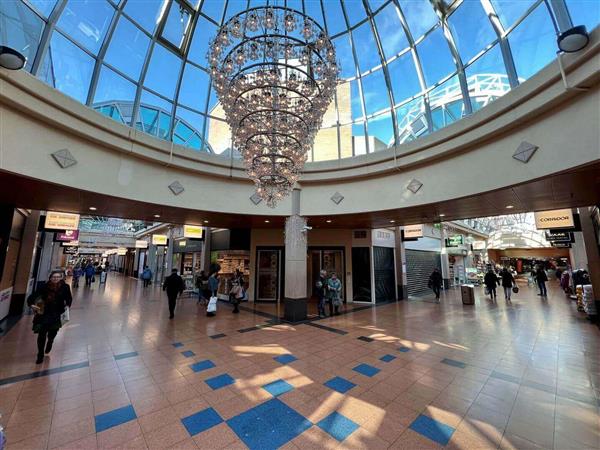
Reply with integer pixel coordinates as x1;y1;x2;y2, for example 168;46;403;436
208;6;338;207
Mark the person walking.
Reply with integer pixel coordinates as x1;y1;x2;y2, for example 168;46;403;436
141;266;152;288
84;263;95;286
229;270;244;314
196;270;209;305
327;272;342;316
500;267;515;301
535;266;548;297
316;270;328;317
484;268;499;300
428;268;443;302
207;271;219;317
163;269;184;319
27;270;73;364
72;265;82;288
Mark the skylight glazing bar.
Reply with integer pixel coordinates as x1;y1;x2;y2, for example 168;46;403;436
547;0;573;32
31;0;68;76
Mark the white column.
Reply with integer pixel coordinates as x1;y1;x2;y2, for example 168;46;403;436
283;189;308;321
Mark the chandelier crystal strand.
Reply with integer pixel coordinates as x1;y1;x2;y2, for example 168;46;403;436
208;6;338;207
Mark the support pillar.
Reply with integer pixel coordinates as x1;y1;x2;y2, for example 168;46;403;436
394;228;408;300
283;189;307;322
10;211;40;315
439;224;450;288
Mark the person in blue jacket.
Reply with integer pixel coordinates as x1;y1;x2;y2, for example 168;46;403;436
84;263;95;286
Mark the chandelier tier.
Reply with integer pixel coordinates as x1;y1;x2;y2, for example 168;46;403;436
208;6;338;207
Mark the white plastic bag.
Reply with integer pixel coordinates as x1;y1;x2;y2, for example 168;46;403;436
207;296;218;313
61;307;70;323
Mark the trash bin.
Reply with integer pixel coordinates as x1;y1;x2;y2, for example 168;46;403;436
461;284;475;305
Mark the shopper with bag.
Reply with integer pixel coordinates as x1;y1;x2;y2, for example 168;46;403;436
484;268;499;300
27;270;73;364
327;272;342;316
500;267;516;301
163;269;184;319
196;270;209;305
206;271;219;317
141;266;153;288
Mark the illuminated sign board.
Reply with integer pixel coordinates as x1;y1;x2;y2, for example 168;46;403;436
152;234;168;245
472;241;486;250
404;224;423;239
117;247;128;255
61;240;79;247
135;240;148;249
55;230;79;242
45;212;80;230
446;235;464;247
183;225;204;239
534;209;574;230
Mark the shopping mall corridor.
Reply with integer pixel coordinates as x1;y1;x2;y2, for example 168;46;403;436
0;274;598;449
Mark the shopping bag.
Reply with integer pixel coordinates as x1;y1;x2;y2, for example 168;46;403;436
61;307;70;323
512;286;519;294
207;296;218;313
484;287;490;295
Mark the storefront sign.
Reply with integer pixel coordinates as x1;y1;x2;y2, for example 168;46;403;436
545;231;574;243
534;209;574;229
63;246;78;255
45;212;80;230
0;286;13;321
117;247;128;255
446;235;464;247
472;241;486;250
61;240;79;247
135;240;148;249
152;234;168;246
404;224;423;239
551;242;572;248
183;225;204;239
178;240;187;247
54;230;79;242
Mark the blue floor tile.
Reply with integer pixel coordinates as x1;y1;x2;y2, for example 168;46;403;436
398;346;411;352
324;376;356;394
190;359;215;373
274;354;297;365
441;358;466;369
353;363;381;377
114;351;138;360
95;404;137;433
380;354;396;363
317;412;359;442
172;342;184;348
205;373;235;390
262;379;294;397
181;350;195;358
227;398;311;450
181;407;223;436
409;414;455;446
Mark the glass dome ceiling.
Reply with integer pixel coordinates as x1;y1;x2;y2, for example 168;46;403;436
2;0;598;161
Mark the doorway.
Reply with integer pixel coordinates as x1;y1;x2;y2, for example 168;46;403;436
255;247;284;302
307;248;345;303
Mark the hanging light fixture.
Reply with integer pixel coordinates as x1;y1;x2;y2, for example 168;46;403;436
208;6;338;207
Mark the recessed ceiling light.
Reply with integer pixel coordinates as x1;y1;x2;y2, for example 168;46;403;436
203;220;209;223
154;214;161;218
439;213;445;217
89;207;97;211
326;220;332;223
389;220;395;223
506;205;514;209
264;220;270;223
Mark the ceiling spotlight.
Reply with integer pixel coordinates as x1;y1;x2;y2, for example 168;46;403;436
326;220;332;223
154;214;161;218
0;46;26;70
506;205;514;209
439;213;446;217
557;25;589;53
89;206;97;211
203;220;209;223
264;220;270;223
389;220;395;223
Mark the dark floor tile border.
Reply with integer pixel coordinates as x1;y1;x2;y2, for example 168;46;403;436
304;322;348;335
209;333;227;339
0;361;90;386
521;379;556;394
114;351;139;360
490;370;522;384
357;336;374;342
441;358;467;369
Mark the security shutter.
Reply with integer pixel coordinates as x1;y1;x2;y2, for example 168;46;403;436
406;250;441;296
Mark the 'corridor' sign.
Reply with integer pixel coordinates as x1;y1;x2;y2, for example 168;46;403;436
534;209;574;229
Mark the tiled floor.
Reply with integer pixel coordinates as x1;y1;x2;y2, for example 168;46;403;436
0;274;599;449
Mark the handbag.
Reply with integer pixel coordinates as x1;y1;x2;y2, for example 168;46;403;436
512;286;519;294
207;296;218;313
484;287;490;295
61;307;70;323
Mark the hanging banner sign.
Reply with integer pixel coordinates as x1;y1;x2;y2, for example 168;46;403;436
545;231;574;243
534;209;574;229
135;240;148;249
183;225;204;239
152;234;168;246
63;246;78;255
45;212;80;230
54;230;79;242
403;224;423;239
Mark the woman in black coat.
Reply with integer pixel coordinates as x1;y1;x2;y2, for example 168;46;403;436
28;270;72;364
